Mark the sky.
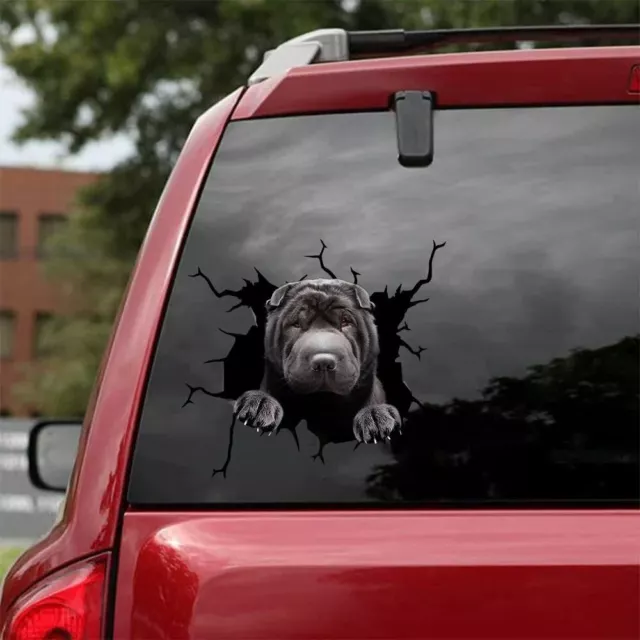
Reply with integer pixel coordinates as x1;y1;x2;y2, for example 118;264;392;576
0;58;132;171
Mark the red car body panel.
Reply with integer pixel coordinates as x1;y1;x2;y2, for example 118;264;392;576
112;511;640;639
233;47;640;119
2;43;639;637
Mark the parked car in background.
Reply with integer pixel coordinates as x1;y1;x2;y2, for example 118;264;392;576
1;24;639;640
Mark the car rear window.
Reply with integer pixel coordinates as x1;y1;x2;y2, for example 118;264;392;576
128;104;639;508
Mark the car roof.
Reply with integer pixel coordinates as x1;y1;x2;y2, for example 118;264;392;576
247;25;639;85
232;24;639;119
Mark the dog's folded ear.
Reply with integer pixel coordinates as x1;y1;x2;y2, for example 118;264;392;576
267;279;375;312
267;282;295;309
353;284;375;311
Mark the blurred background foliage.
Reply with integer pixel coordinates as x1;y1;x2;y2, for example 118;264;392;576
0;0;637;416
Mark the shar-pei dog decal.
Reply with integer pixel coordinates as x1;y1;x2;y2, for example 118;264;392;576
183;239;446;476
236;278;401;445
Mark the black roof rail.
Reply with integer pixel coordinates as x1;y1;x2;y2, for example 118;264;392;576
248;24;640;85
348;24;639;56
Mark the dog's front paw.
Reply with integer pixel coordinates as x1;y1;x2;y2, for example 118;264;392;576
234;390;283;433
353;404;401;444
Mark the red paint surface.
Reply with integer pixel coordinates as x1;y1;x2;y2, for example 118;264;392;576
112;511;640;639
0;88;244;618
234;47;640;119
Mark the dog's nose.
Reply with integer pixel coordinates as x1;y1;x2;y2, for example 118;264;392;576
310;353;337;372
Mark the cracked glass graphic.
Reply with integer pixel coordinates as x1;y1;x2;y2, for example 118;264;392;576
183;239;445;476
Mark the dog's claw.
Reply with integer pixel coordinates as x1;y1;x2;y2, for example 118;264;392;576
234;390;284;434
353;404;401;446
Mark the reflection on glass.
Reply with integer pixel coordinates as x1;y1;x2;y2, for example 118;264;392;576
37;424;82;490
367;336;639;503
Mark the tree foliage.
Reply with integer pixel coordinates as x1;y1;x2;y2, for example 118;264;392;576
0;0;637;415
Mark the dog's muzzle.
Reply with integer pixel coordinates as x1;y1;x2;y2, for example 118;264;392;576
286;329;358;394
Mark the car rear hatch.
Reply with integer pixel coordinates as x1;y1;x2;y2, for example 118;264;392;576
112;28;639;639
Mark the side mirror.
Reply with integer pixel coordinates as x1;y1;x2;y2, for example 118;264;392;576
28;420;83;492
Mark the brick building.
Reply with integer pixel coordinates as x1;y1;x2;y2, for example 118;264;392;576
0;166;98;416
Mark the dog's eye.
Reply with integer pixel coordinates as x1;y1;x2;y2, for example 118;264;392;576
341;316;353;327
291;320;301;329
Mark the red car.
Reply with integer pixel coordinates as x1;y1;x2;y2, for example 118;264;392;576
2;24;639;640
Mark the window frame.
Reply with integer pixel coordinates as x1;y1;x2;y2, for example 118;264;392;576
0;211;19;260
33;312;55;360
37;213;68;260
0;310;17;360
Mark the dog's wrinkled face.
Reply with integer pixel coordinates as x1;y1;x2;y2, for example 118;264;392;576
265;279;379;395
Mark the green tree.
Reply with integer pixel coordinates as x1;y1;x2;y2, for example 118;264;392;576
0;0;636;416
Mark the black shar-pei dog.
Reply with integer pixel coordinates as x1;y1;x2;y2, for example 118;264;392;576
234;278;401;444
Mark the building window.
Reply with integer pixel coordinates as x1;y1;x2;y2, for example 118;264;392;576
34;312;55;359
37;214;67;259
0;211;19;259
0;311;16;359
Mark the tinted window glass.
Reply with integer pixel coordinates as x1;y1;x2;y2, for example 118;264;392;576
129;105;639;507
